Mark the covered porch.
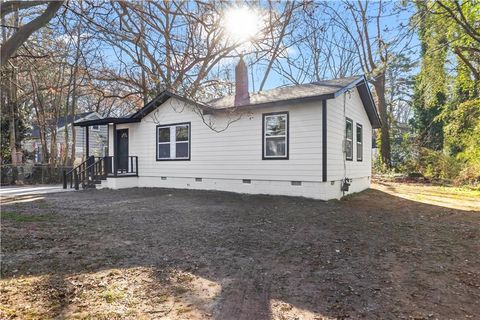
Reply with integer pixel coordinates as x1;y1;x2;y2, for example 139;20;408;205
63;117;140;190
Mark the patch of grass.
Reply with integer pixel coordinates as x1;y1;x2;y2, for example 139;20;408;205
155;294;169;303
0;305;17;318
176;306;192;314
1;211;52;222
436;186;480;197
125;308;139;317
36;199;50;209
101;288;126;303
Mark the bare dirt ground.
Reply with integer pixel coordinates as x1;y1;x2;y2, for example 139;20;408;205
1;182;479;319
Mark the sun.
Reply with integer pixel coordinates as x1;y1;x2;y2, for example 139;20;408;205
222;6;261;43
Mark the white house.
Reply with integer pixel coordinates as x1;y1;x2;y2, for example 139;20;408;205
73;59;381;200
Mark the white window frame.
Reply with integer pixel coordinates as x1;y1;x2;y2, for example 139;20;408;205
156;122;190;161
263;112;288;159
345;118;353;161
356;123;363;161
91;124;100;131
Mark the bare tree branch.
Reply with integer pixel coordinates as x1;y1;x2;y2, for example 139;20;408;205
1;1;63;66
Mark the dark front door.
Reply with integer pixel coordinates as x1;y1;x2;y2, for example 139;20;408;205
116;129;129;172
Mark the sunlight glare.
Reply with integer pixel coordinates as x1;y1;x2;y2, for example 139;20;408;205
222;6;261;43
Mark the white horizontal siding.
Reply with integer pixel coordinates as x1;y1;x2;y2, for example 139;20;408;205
326;87;372;181
33;124;107;160
74;126;108;158
118;98;324;182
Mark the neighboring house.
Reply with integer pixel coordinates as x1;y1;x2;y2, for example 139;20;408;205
24;112;108;164
75;59;381;200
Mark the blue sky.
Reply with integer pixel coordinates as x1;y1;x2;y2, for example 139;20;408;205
64;1;420;96
242;1;420;91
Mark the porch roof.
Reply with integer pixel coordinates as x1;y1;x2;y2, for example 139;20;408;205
73;117;141;127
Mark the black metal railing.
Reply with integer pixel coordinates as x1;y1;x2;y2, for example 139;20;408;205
63;156;138;190
104;156;138;176
63;156;94;190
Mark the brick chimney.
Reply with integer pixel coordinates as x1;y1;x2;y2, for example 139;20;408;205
234;56;249;106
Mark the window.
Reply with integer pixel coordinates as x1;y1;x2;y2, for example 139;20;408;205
345;118;353;161
356;123;363;161
263;112;288;159
156;122;190;160
91;125;100;131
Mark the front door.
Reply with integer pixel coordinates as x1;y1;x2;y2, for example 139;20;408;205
116;129;129;172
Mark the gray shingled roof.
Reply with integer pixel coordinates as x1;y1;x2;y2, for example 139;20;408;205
31;112;95;138
208;76;361;109
74;75;381;129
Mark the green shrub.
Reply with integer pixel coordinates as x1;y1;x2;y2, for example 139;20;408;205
454;161;480;187
417;147;462;180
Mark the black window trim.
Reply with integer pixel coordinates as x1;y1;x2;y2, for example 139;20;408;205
356;122;363;162
262;111;289;160
156;122;191;161
345;117;353;161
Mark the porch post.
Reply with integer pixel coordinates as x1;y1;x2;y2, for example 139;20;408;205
113;123;117;176
85;126;90;158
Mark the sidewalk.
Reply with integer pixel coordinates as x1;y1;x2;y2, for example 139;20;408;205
0;185;72;198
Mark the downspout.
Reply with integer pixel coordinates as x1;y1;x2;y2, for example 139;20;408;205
322;100;327;182
342;90;352;196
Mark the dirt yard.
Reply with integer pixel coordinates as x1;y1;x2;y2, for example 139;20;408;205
1;182;479;319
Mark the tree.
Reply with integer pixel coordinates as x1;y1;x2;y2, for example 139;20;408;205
411;0;480;183
265;3;361;85
435;0;480;81
328;0;395;167
0;1;64;66
65;1;297;131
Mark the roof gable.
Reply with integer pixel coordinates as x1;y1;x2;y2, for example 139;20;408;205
128;91;212;120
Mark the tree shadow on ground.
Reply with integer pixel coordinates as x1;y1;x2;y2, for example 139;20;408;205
1;186;479;319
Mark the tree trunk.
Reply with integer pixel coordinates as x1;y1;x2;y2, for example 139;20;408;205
9;72;17;165
49;127;57;164
8;10;19;166
69;24;82;166
372;73;391;167
63;84;71;166
1;1;63;66
30;70;49;164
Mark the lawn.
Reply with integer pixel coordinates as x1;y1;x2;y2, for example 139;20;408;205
1;182;479;319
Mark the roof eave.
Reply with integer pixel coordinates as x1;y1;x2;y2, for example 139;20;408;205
74;117;141;127
204;93;336;114
129;90;212;120
355;79;382;129
332;75;366;98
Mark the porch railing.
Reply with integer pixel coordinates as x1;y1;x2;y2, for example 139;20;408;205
104;156;138;176
63;156;138;190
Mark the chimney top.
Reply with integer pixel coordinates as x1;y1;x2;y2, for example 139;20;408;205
234;56;249;106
